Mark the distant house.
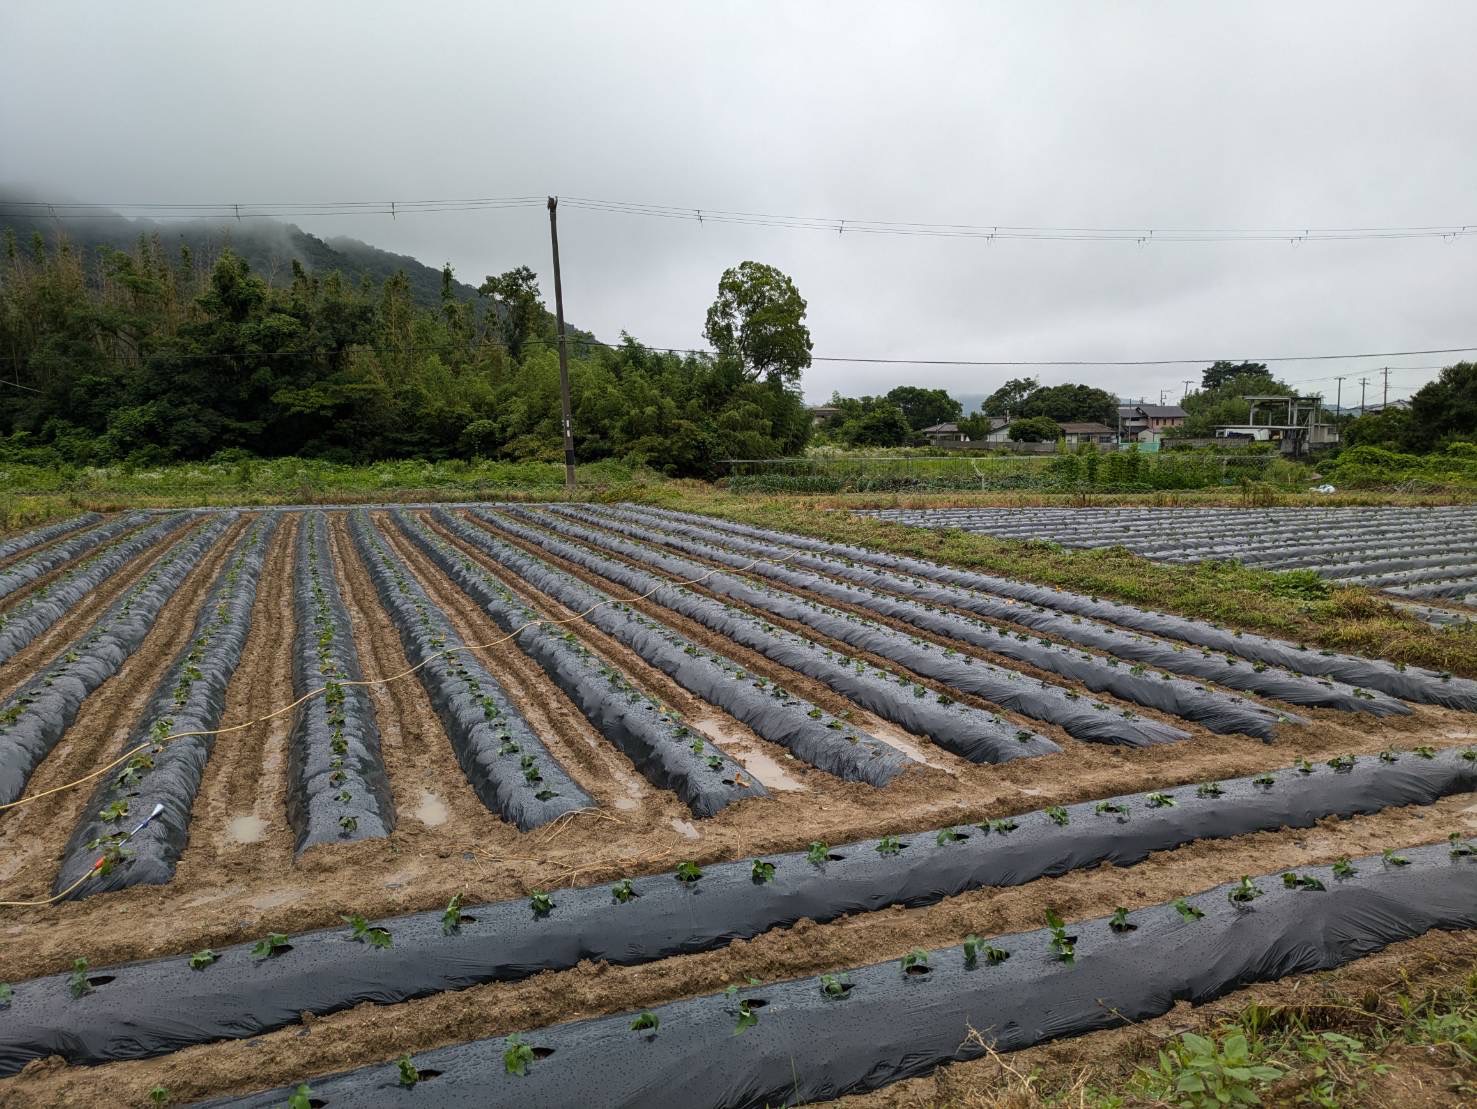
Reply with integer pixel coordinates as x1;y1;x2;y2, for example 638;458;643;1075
1057;421;1118;446
919;421;970;446
1117;403;1186;440
806;405;841;428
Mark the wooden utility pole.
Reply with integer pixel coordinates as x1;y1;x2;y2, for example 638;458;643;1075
1381;366;1390;409
547;196;576;491
1358;377;1369;414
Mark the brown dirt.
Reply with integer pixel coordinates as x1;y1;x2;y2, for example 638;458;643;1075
0;506;1472;1106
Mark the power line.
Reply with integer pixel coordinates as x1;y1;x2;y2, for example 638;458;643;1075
3;195;1474;243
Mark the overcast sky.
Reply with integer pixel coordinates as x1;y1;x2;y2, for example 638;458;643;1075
4;1;1475;406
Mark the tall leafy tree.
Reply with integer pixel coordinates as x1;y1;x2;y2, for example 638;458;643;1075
981;377;1038;416
1406;362;1477;450
1019;383;1117;425
477;265;546;358
703;261;812;388
884;385;961;429
1202;360;1270;391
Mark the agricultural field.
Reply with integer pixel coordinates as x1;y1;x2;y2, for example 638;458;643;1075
0;503;1475;1106
867;504;1477;624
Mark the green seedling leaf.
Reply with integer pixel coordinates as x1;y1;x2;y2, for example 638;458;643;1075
734;999;759;1034
611;878;636;903
503;1033;535;1076
806;840;830;864
989;818;1018;834
630;1011;660;1032
1109;907;1136;932
936;826;961;845
67;958;91;999
1295;757;1315;774
1173;897;1205;922
250;933;290;960
1382;848;1410;867
1449;833;1475;857
1146;792;1175;808
750;859;776;883
901;948;930;972
1045;805;1070;826
0;983;11;1008
1095;800;1129;817
189;949;218;970
149;1085;171;1106
529;890;554;915
442;892;467;934
876;834;902;856
1044;909;1076;964
1195;781;1224;798
1378;746;1400;763
1331;856;1357;879
819;973;851;997
1326;753;1356;772
1282;871;1327;891
962;934;986;966
287;1086;314;1109
1413;745;1436;758
396;1054;420;1087
675;860;703;883
1228;876;1263;905
1252;773;1275;787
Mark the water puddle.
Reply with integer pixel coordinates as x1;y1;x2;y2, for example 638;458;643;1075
689;714;805;791
414;790;449;826
226;814;268;844
669;818;700;840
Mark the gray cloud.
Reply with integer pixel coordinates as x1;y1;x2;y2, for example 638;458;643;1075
3;0;1474;406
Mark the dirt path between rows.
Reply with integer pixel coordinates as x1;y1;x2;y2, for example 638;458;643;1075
5;791;1471;1107
0;516;250;902
0;517;192;704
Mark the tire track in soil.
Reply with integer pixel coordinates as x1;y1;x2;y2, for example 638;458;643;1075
0;516;251;896
375;512;669;823
0;517;192;703
4;794;1469;1109
325;513;522;864
422;511;818;794
173;515;300;888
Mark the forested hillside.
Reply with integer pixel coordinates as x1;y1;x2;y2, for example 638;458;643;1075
0;225;810;476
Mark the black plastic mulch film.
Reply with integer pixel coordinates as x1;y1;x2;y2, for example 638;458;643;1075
53;513;278;897
2;746;1472;1076
577;504;1408;719
483;506;1179;749
345;511;592;831
0;511;190;667
556;506;1312;739
458;508;1061;763
0;512;137;602
0;511;101;563
392;510;769;813
0;512;235;810
286;511;395;851
216;843;1477;1108
412;510;909;786
633;505;1477;711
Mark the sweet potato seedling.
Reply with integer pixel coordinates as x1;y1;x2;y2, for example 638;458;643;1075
630;1011;660;1033
396;1055;420;1088
734;999;759;1034
1045;909;1075;964
1413;745;1437;758
189;949;217;970
901;948;930;974
1382;848;1410;867
989;818;1018;834
1378;746;1400;763
1045;805;1070;826
287;1084;314;1109
1282;871;1327;891
99;800;129;823
529;890;555;916
250;933;290;960
1146;792;1175;808
1295;757;1315;774
0;984;11;1009
503;1034;536;1076
806;840;830;864
1252;773;1275;787
675;861;703;883
67;958;91;999
1196;781;1224;798
750;859;776;883
876;834;903;856
1332;857;1357;879
611;878;636;903
1228;876;1263;906
441;893;468;934
962;934;986;966
1095;800;1129;818
1450;833;1475;858
1327;753;1356;772
1173;897;1205;922
149;1085;170;1106
1109;907;1136;932
936;826;961;845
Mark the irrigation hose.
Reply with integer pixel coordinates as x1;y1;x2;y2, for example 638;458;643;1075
0;520;822;908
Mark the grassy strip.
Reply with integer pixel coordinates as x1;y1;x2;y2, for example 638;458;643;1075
651;491;1477;679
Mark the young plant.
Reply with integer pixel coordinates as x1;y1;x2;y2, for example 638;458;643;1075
1228;876;1263;906
1196;781;1224;798
149;1086;170;1106
1109;907;1136;932
0;983;11;1009
528;890;555;916
67;958;91;999
936;826;962;845
989;818;1018;834
611;878;636;903
189;948;218;971
1135;1031;1283;1106
1450;833;1476;858
630;1011;660;1032
1045;909;1075;964
250;933;290;960
1282;871;1327;891
1326;753;1356;773
1331;856;1357;879
396;1055;421;1088
98;799;129;823
901;948;930;974
750;859;776;883
503;1033;536;1076
1382;848;1410;867
876;834;903;856
1252;773;1276;787
1173;897;1205;922
1378;746;1400;763
819;973;852;998
1413;745;1437;759
1146;792;1175;808
675;860;703;883
287;1085;315;1109
1295;757;1315;774
1095;800;1129;818
733;999;759;1034
806;840;830;864
441;892;468;934
1044;805;1070;826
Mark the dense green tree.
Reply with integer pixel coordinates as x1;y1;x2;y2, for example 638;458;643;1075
1175;369;1290;436
1341;407;1414;449
1019;383;1117;425
1406;362;1477;450
883;385;961;430
981;376;1039;416
1007;415;1062;441
1202;360;1269;390
703;261;813;388
477;265;547;359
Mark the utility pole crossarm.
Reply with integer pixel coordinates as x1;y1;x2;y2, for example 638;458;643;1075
547;196;577;491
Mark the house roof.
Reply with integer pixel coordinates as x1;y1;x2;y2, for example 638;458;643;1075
1058;421;1117;435
920;422;961;433
1118;404;1186;419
